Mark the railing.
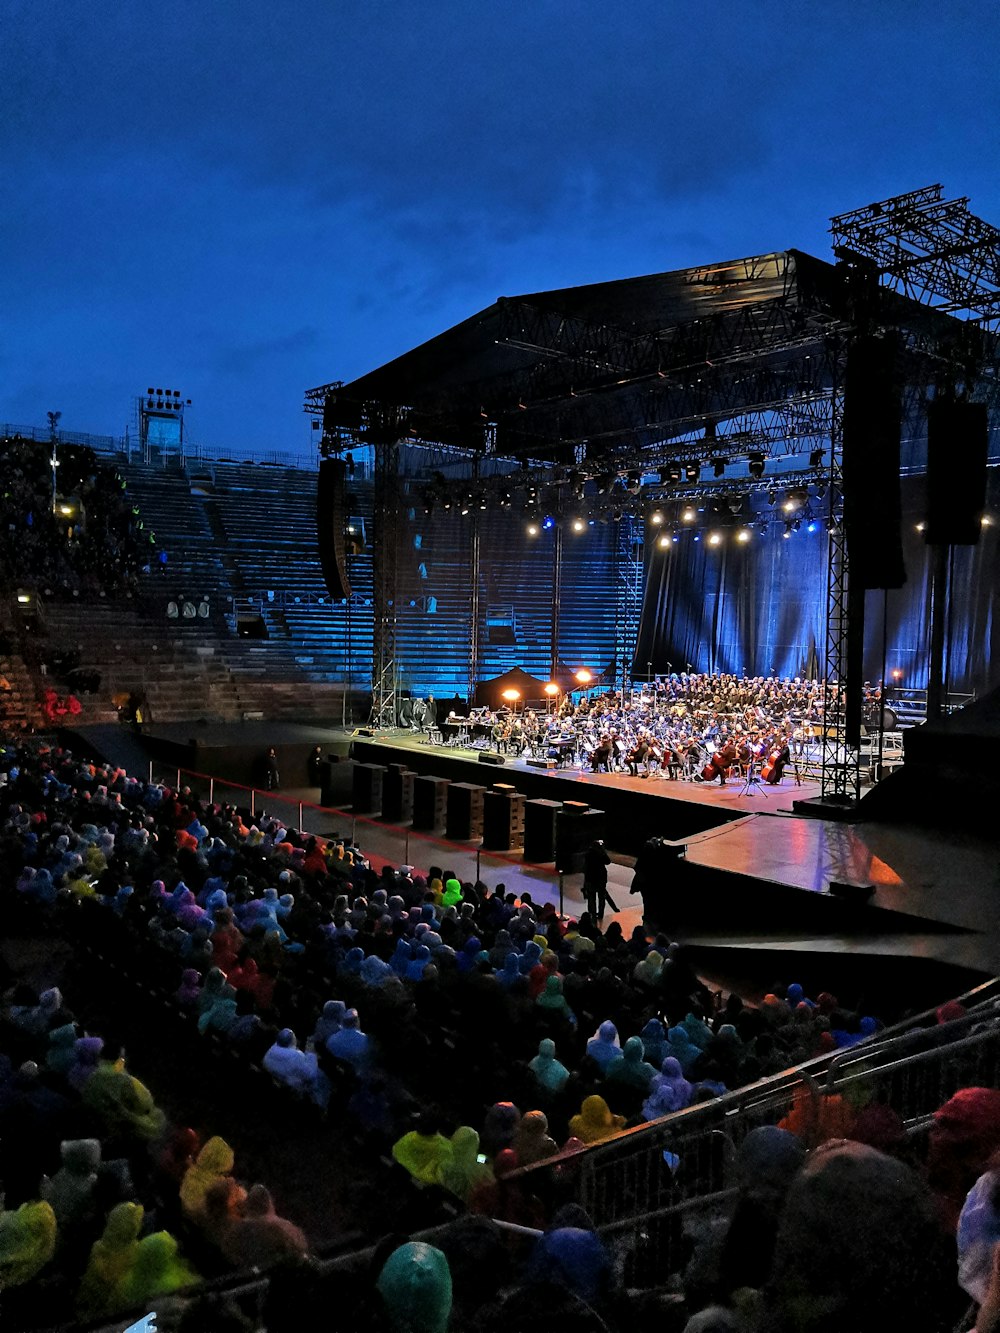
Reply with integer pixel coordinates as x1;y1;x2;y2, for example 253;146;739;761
0;423;324;473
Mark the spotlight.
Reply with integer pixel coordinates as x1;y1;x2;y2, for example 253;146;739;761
571;516;586;533
477;492;488;511
685;462;700;482
658;534;670;548
792;518;801;532
712;458;726;478
915;521;926;532
810;448;825;468
526;521;539;536
982;515;993;527
767;488;777;506
595;471;615;495
783;523;792;538
807;520;818;533
708;532;722;546
542;515;555;530
748;453;765;479
498;489;512;507
727;495;742;515
666;463;682;484
815;481;827;499
626;470;642;495
737;528;751;543
649;508;664;526
682;506;697;523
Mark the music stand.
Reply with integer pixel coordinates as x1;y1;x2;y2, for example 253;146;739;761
739;759;769;798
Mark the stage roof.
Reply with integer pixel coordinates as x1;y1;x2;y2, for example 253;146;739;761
313;246;979;466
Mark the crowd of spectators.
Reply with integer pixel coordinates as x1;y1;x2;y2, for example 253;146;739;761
2;737;1000;1331
0;435;149;600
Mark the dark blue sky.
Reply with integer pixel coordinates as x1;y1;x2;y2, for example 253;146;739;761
3;1;998;455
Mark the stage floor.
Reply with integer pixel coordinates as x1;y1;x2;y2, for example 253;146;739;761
362;729;825;810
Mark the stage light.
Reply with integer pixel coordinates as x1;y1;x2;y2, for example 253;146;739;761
767;488;777;506
526;521;539;536
825;516;837;532
544;682;560;697
807;520;818;533
442;496;453;511
571;516;586;532
737;528;751;542
658;534;670;548
575;669;592;684
478;492;488;511
672;531;680;542
792;518;801;532
783;524;792;538
712;458;726;478
891;669;903;680
915;521;926;532
982;515;993;527
682;506;697;523
685;462;700;482
815;481;827;498
748;453;765;479
708;531;722;546
501;689;520;702
595;471;615;495
498;489;512;508
810;448;825;468
649;508;664;525
626;470;642;494
542;515;555;530
727;495;742;515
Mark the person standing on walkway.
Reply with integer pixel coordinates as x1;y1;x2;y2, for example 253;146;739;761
583;839;617;924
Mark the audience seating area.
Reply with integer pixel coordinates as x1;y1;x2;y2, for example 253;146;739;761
4;736;1000;1332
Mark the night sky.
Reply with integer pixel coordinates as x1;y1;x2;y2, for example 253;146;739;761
3;1;998;455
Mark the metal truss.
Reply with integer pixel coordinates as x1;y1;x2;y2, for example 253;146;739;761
369;438;400;729
817;353;859;802
832;185;1000;329
613;513;643;696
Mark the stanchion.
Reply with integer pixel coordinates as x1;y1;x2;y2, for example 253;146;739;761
405;830;410;863
148;760;153;783
476;848;481;882
175;768;181;790
251;788;256;819
351;816;356;845
298;801;304;834
559;871;565;920
209;778;214;804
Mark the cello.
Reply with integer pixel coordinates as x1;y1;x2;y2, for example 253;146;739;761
761;741;789;784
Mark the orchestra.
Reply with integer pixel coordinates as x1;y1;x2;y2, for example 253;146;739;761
420;670;829;785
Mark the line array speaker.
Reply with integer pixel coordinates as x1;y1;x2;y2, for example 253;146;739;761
317;457;352;600
926;400;989;545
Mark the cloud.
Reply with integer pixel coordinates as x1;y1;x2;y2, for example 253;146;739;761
212;326;320;377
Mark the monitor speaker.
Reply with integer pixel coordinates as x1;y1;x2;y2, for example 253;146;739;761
478;751;505;766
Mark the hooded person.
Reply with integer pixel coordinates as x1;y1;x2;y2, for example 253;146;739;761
525;1225;613;1309
45;1021;79;1075
376;1241;453;1333
716;1126;806;1296
512;1110;560;1167
927;1086;1000;1232
535;974;576;1026
112;1230;200;1309
325;1009;373;1075
67;1035;104;1092
638;1017;669;1068
392;1114;453;1186
481;1102;522;1158
263;1029;329;1107
666;1023;703;1077
438;1126;494;1203
76;1201;144;1319
40;1137;102;1228
586;1021;624;1074
220;1184;309;1270
312;999;347;1047
766;1141;955;1333
176;969;203;1010
442;878;464;908
0;1200;57;1288
956;1166;1000;1310
605;1036;657;1093
82;1060;166;1141
180;1137;245;1222
529;1038;570;1096
568;1095;626;1145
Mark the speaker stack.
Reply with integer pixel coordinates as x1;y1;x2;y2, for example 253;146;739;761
446;783;486;840
381;764;414;823
482;784;525;851
523;798;563;863
412;775;450;831
555;803;606;874
351;762;385;815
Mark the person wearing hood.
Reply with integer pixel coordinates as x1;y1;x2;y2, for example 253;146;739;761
716;1125;806;1297
568;1095;626;1145
529;1038;570;1096
40;1137;102;1229
83;1057;166;1141
220;1183;309;1270
586;1020;624;1074
512;1110;560;1166
927;1086;1000;1233
263;1029;329;1108
76;1201;144;1318
67;1035;104;1092
112;1230;200;1309
639;1017;669;1068
439;1126;494;1203
605;1036;657;1093
376;1241;452;1333
326;1008;373;1075
392;1114;453;1186
181;1136;245;1222
666;1023;703;1077
0;1199;57;1288
525;1224;613;1309
45;1021;79;1075
536;974;576;1026
312;999;347;1046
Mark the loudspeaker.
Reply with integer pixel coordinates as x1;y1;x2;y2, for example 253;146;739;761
523;798;562;863
317;458;352;600
926;400;989;545
555;806;606;874
381;765;414;822
843;335;905;589
829;880;875;903
478;751;506;766
352;763;385;815
446;783;486;840
482;789;525;851
412;775;449;831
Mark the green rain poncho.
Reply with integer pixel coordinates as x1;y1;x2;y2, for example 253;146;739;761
0;1200;57;1287
76;1201;144;1318
391;1129;453;1186
438;1126;493;1202
82;1062;167;1141
180;1136;239;1220
112;1231;199;1309
376;1241;452;1333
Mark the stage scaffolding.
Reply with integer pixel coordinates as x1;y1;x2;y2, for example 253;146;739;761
307;187;1000;793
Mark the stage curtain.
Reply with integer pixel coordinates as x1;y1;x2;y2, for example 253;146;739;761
635;471;1000;694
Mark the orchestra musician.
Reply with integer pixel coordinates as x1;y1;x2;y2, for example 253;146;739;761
761;735;792;785
699;738;738;786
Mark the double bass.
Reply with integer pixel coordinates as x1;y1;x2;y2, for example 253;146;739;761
700;741;737;783
761;740;790;785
